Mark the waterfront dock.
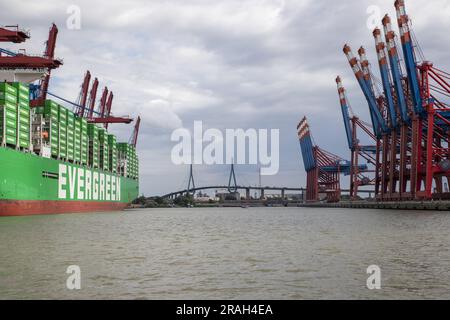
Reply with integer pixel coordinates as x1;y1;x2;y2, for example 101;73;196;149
297;201;450;211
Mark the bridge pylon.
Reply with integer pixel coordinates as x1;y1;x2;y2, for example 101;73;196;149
228;163;238;193
187;164;196;196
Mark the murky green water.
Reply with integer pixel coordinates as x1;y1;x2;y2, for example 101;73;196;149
1;207;449;299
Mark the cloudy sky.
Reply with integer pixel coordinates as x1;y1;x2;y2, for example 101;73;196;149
1;0;450;196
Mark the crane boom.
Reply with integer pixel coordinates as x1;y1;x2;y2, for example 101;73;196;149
297;117;316;171
357;46;383;135
27;23;60;107
38;23;58;103
373;28;398;128
336;76;354;150
394;0;424;115
0;25;29;43
343;44;387;137
87;78;99;119
382;15;410;123
76;71;91;117
98;86;108;118
105;92;114;129
130;116;141;147
88;117;132;124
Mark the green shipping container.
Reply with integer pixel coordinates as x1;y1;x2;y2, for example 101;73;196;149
44;100;59;114
0;83;17;105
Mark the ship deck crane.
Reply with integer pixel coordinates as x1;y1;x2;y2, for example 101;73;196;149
98;87;109;119
30;24;59;107
87;78;99;119
104;92;114;129
129;116;141;147
0;25;29;43
72;71;131;126
76;71;91;117
0;27;61;85
2;23;140;152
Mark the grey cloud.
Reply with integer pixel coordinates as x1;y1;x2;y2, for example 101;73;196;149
1;0;449;195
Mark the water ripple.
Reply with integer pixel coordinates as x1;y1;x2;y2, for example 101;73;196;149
1;207;450;299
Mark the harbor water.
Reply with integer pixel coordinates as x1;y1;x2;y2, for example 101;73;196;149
1;207;450;299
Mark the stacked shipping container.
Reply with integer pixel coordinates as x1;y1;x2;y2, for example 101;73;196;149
44;100;59;157
74;117;81;163
118;143;138;179
67;110;75;161
88;123;99;168
0;83;18;146
108;134;118;173
98;128;109;171
13;83;31;149
59;106;67;159
80;118;88;165
1;82;31;148
2;86;138;180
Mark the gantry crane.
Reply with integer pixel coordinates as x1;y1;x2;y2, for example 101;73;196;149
340;0;450;201
336;77;377;199
297;117;367;202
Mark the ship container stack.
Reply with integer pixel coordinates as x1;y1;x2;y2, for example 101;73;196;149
67;110;75;161
58;106;67;159
88;123;99;168
130;147;138;179
117;143;138;179
117;143;128;177
44;100;59;157
3;85;139;177
98;128;109;171
108;134;118;173
0;83;18;146
12;83;31;150
80;118;88;165
74;117;81;163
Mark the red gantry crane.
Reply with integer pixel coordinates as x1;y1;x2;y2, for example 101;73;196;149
336;76;377;200
339;0;450;201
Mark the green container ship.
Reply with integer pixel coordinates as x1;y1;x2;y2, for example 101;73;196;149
0;24;139;216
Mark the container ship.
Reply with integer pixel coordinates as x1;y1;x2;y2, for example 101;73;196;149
0;24;140;216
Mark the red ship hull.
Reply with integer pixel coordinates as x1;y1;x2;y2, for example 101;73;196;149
0;200;129;217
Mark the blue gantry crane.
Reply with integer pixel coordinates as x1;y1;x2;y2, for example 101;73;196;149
297;116;367;202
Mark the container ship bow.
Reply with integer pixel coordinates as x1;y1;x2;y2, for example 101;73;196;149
0;24;140;216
